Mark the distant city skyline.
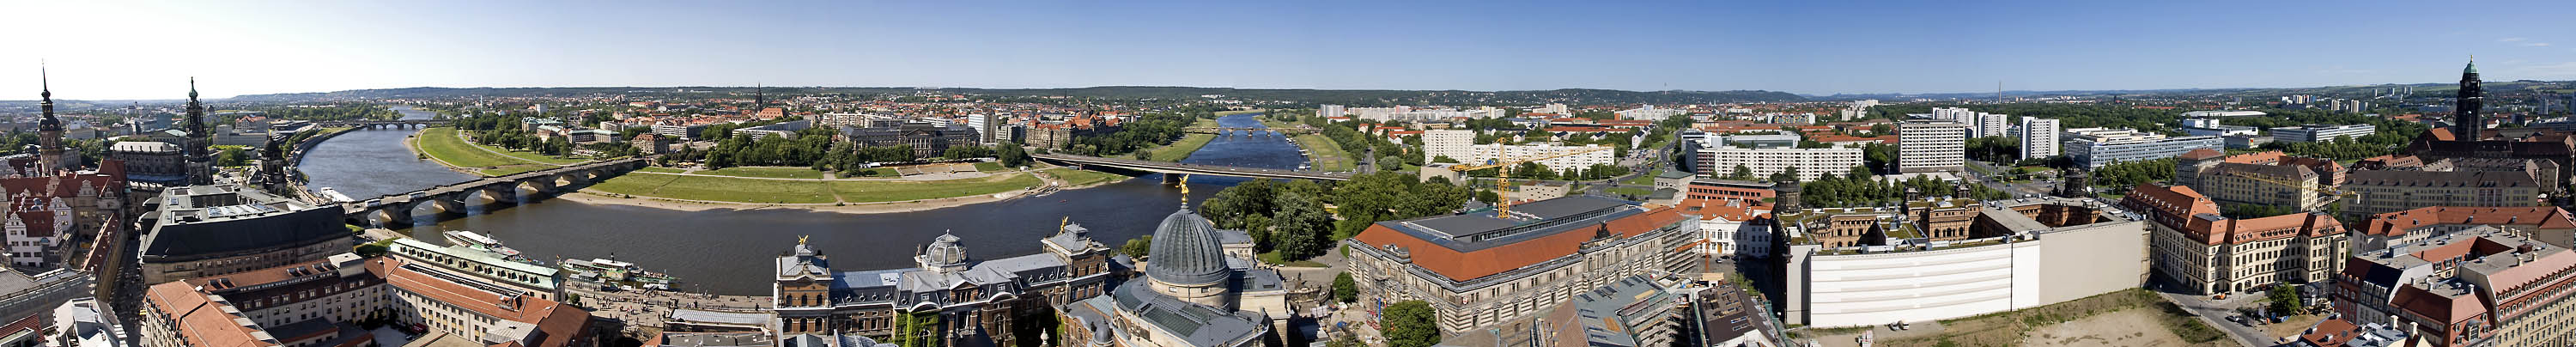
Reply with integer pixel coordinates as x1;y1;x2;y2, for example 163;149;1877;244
5;0;2573;100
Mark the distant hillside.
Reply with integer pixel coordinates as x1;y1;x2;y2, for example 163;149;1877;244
228;86;1807;106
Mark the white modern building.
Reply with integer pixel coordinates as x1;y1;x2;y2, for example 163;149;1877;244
1899;121;1968;173
1461;143;1617;171
2269;124;2375;143
1618;106;1690;120
1777;197;2149;327
2182;110;2268;118
2018;118;2062;161
1688;141;1864;181
1421;130;1477;163
1318;104;1347;119
2063;128;2222;169
965;113;999;143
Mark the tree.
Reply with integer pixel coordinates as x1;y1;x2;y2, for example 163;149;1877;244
1769;167;1801;184
1383;301;1441;347
995;143;1031;167
1272;192;1334;259
2267;284;2305;314
1121;235;1152;259
1726;164;1755;180
216;147;249;167
1332;272;1358;303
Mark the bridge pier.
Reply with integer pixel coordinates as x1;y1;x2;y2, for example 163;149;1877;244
1161;173;1185;187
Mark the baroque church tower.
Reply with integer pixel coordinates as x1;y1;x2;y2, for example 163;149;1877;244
36;65;64;174
183;78;216;186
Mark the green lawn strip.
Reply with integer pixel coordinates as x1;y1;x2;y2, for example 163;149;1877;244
479;166;551;177
1294;133;1355;171
478;143;587;165
417;127;536;168
702;167;827;179
974;161;1005;172
587;172;681;196
1621;170;1662;186
1042;168;1133;186
1145;133;1216;161
635;167;686;174
648;174;835;204
829;173;1042;203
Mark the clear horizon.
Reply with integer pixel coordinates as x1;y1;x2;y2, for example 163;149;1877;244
5;0;2571;100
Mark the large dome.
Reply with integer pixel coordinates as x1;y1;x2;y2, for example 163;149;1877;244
1146;208;1230;287
917;233;969;271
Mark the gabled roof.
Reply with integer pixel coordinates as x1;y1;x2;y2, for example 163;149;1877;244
1351;201;1685;283
2361;206;2576;236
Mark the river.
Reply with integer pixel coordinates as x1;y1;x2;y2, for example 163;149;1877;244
295;109;1305;295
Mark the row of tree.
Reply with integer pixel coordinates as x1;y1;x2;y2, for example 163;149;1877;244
1181;172;1478;261
1795;167;2014;208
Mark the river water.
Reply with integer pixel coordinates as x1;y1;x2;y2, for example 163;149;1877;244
295;111;1303;295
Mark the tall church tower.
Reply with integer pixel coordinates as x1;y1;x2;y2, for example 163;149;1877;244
184;78;216;186
2456;58;2485;137
258;135;289;196
35;65;64;174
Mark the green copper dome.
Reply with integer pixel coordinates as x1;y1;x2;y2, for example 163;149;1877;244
2466;58;2477;74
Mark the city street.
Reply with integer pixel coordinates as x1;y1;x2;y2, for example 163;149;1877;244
2157;290;2272;347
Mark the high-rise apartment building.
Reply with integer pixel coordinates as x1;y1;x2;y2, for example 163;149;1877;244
2063;128;2222;169
2018;118;2061;161
1317;104;1346;119
1899;121;1968;173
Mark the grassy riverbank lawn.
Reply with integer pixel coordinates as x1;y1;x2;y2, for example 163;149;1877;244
1294;133;1356;172
588;173;835;204
1042;167;1133;187
1140;118;1223;161
416;127;532;168
831;173;1042;203
702;167;828;179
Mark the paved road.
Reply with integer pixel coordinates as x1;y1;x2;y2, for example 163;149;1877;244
2157;290;2272;347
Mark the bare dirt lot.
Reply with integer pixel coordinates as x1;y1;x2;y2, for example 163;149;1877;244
2019;308;2191;347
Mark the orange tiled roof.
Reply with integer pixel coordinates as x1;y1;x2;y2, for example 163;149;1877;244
2361;206;2576;236
1348;207;1689;283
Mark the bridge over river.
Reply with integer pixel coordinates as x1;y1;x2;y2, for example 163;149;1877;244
338;156;651;226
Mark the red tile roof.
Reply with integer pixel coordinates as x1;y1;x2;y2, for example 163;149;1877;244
2360;206;2576;237
1349;207;1690;283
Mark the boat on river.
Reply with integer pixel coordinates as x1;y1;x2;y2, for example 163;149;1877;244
443;231;528;260
562;256;681;286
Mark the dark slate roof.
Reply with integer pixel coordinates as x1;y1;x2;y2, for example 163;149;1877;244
1146;208;1230;287
140;186;349;260
1107;281;1267;346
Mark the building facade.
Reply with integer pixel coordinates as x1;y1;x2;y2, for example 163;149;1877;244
2330;226;2575;347
2342;170;2543;218
1898;122;1967;173
2356;205;2576;252
2172;149;2344;211
2018;118;2061;161
1344;196;1698;333
2063;128;2223;169
1777;197;2149;327
2270;124;2376;143
775;223;1112;346
1055;203;1285;347
1686;142;1863;182
2121;183;2349;295
137;186;350;284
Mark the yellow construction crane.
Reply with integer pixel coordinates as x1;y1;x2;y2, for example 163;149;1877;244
1449;146;1615;216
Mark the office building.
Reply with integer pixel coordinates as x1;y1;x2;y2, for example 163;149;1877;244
2121;183;2348;295
1898;121;1967;173
2063;128;2222;169
2271;124;2376;143
1344;196;1698;334
2018;118;2061;161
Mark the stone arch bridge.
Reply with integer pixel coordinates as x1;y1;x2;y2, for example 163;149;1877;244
341;156;651;227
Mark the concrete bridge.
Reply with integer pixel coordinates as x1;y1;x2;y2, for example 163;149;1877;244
341;156;652;227
1032;153;1352;182
316;119;448;130
1182;126;1319;135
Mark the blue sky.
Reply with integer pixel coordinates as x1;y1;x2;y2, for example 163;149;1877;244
5;0;2573;100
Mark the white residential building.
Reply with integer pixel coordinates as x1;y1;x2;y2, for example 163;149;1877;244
2063;128;2222;169
2019;118;2062;161
2269;124;2375;143
1692;203;1775;259
1689;141;1865;181
1541;103;1570;115
966;113;999;144
1617;106;1690;120
1318;105;1347;119
1461;143;1617;171
1899;121;1968;173
1421;130;1477;163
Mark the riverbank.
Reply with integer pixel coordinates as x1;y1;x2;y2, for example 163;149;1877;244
410;127;583;176
569;164;1138;214
1139;118;1224;161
